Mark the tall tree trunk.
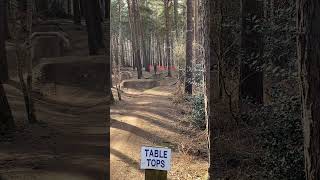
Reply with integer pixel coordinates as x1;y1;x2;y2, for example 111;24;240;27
121;38;126;66
127;0;139;73
132;0;142;78
185;0;193;94
164;0;172;77
0;0;9;82
83;0;104;55
297;0;320;179
239;0;264;108
204;0;224;178
103;0;111;177
138;11;148;72
35;0;48;16
4;0;10;40
0;0;14;132
173;0;179;39
67;0;71;15
118;0;122;68
73;0;81;24
11;0;37;124
26;0;37;123
193;0;199;62
158;39;163;66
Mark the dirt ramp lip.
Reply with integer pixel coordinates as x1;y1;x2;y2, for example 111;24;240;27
33;56;110;93
120;79;160;90
32;56;111;107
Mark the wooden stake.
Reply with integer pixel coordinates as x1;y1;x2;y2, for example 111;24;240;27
145;170;167;180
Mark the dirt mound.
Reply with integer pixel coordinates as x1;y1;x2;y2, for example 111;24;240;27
120;71;132;81
33;56;110;93
120;79;159;90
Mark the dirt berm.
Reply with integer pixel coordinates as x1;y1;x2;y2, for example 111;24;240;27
121;79;160;90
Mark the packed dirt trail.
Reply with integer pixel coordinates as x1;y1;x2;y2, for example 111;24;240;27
0;83;109;180
110;77;208;180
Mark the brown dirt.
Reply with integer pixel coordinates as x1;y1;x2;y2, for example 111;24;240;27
0;84;109;180
111;77;208;180
1;20;109;180
1;19;208;180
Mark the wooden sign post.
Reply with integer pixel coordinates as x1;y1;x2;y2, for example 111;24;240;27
140;146;172;180
145;170;167;180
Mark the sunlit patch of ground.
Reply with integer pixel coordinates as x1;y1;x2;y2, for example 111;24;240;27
110;77;208;180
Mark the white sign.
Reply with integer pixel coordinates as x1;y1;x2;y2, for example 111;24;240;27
140;146;172;171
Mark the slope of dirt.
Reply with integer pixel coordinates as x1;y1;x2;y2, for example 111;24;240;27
110;77;208;180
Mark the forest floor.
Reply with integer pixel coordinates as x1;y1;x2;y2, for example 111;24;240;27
110;73;208;180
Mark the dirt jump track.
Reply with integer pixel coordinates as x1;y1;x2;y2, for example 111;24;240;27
1;20;110;180
1;20;207;180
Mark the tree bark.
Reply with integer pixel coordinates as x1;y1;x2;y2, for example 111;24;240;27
173;0;179;39
4;0;10;40
132;0;142;78
164;0;172;77
83;0;104;55
185;0;193;94
35;0;48;16
26;0;37;123
0;0;14;133
239;0;264;108
297;0;320;179
0;0;9;82
73;0;81;24
204;0;224;178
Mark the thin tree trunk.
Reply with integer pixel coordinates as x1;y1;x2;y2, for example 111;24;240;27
73;0;81;24
173;0;179;39
297;0;320;179
4;0;10;40
67;0;71;15
164;0;172;77
0;0;9;82
185;0;193;94
118;0;122;67
26;0;37;123
158;38;163;66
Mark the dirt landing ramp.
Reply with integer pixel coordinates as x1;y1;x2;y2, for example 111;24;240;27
121;79;160;90
31;32;71;64
33;56;110;106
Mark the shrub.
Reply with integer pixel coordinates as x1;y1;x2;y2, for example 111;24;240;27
244;90;304;179
188;94;206;130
